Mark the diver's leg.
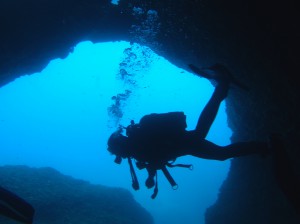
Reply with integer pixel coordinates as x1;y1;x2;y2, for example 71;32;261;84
187;139;269;161
195;81;229;138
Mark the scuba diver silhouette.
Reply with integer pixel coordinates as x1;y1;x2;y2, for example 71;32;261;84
0;186;34;224
107;63;270;198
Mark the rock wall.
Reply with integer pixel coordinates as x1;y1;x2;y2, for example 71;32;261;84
0;0;134;86
0;0;299;223
0;165;153;224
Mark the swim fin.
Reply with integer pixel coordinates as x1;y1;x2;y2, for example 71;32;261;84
188;63;249;91
0;186;35;224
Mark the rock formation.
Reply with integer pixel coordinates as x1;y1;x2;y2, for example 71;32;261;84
0;165;153;224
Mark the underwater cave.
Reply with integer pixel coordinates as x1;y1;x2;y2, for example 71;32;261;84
0;40;232;224
0;0;299;224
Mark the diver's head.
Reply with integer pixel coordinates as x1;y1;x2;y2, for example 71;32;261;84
107;129;130;163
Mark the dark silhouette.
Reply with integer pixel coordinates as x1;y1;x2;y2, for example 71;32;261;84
189;63;250;91
270;134;300;216
107;64;270;198
0;186;34;224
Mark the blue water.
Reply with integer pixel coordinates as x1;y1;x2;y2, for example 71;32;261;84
0;41;231;224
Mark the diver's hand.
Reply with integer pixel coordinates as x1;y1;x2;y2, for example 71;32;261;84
145;176;155;189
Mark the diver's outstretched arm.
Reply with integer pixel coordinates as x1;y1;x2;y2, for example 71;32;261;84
145;165;156;189
195;82;229;138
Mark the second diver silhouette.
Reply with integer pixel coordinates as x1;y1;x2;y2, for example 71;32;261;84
107;63;271;198
0;186;35;224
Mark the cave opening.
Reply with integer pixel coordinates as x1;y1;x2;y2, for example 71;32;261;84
0;41;232;224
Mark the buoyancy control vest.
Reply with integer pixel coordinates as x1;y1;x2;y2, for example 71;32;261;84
120;112;193;199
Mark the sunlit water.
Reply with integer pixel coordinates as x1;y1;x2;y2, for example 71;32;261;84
0;41;231;224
